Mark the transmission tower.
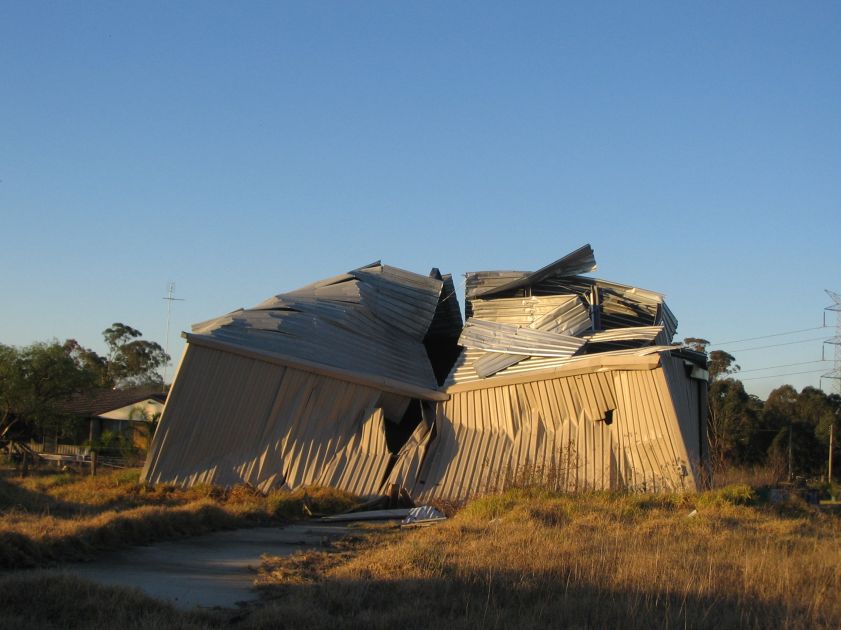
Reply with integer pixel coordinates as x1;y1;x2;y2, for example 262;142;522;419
824;290;841;395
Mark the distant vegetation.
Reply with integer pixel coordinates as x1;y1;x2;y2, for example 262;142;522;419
684;337;839;485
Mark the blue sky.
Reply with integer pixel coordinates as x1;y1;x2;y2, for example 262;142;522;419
1;1;839;398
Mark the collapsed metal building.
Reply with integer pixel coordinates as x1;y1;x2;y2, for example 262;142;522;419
142;245;709;499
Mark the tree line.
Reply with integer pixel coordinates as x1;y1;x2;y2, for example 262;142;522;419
685;338;840;480
0;324;168;443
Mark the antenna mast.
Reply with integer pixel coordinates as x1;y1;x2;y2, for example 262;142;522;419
162;282;185;388
823;290;841;395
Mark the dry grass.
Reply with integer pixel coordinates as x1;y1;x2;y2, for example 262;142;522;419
4;466;840;629
251;486;841;630
0;573;218;630
0;465;360;568
712;464;782;488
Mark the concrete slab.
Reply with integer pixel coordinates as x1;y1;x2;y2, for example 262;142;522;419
54;524;352;610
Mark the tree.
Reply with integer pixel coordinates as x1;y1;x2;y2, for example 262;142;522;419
762;385;838;478
709;350;740;381
103;323;170;388
682;338;739;380
63;339;110;388
707;377;762;469
0;341;99;440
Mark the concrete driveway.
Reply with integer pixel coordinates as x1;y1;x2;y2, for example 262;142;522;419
56;523;353;610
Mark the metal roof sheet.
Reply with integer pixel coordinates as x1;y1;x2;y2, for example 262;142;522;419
583;325;664;343
459;319;587;358
471;244;597;298
189;263;443;391
470;295;593;378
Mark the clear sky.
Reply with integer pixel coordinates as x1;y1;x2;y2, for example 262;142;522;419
1;1;839;398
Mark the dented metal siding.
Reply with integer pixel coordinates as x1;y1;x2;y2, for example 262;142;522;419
142;344;394;496
410;353;697;502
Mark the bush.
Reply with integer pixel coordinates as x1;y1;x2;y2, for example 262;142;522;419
696;483;756;508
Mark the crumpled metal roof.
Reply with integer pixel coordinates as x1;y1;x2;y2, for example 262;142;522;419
470;244;598;298
451;244;680;384
190;263;444;392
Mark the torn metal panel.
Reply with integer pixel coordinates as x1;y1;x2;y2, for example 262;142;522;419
582;325;664;343
351;265;443;340
469;294;586;328
656;302;678;345
471;295;593;378
386;403;436;490
459;319;587;358
426;272;463;339
445;345;675;387
531;298;592;335
472;244;597;298
465;271;529;300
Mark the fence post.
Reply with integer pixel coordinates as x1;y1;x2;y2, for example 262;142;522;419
90;450;97;476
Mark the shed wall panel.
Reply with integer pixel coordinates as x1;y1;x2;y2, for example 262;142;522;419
408;357;698;502
142;344;390;496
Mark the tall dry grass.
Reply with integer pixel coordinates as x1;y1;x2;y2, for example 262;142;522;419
0;465;359;568
252;486;841;629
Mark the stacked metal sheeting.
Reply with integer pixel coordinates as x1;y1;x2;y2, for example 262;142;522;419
450;244;680;383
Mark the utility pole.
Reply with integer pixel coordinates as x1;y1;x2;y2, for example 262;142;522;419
823;290;841;395
788;427;793;482
829;423;834;484
162;282;184;390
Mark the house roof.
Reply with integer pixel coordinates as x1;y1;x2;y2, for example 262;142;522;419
59;388;167;418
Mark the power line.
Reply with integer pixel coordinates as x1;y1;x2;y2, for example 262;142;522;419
738;359;830;374
723;335;828;353
739;368;827;381
709;325;826;347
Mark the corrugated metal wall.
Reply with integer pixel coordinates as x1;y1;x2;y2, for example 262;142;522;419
405;355;701;502
142;344;395;495
143;346;704;501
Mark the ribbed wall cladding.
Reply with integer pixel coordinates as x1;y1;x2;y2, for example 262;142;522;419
406;353;702;502
143;344;393;496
